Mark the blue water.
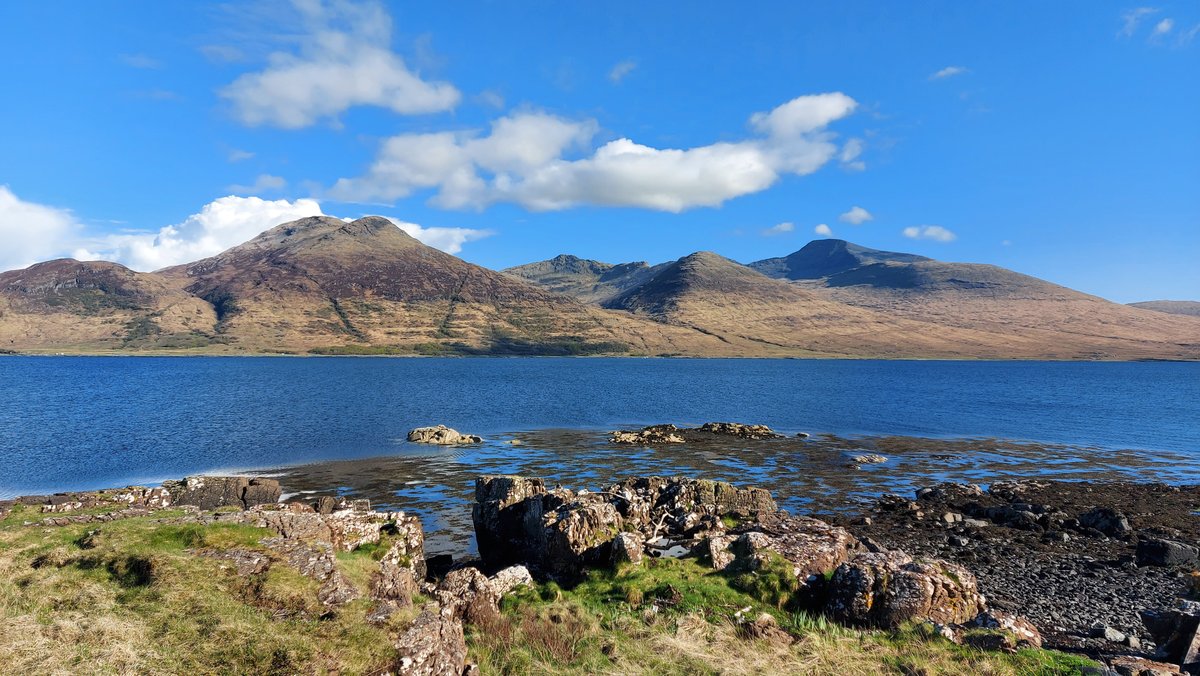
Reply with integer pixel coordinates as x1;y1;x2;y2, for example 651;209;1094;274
0;356;1197;498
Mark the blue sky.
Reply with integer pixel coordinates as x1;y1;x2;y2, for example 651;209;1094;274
0;1;1197;302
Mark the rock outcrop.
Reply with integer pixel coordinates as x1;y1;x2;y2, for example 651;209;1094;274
472;475;779;578
395;609;468;676
161;476;281;511
407;426;483;445
609;422;785;444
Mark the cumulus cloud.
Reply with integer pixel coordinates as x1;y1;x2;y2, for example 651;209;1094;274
814;223;833;237
220;0;460;128
608;60;637;83
929;66;968;80
1120;7;1159;37
761;222;795;236
76;196;324;270
227;174;287;195
0;186;83;272
73;196;493;270
331;92;859;212
838;206;873;225
840;138;865;171
902;225;956;242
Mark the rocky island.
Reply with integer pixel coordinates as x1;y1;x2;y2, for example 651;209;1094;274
5;469;1196;674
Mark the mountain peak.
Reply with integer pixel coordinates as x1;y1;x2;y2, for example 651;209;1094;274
750;239;931;280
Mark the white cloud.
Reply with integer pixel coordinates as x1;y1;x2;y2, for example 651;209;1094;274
761;222;795;236
1119;7;1159;37
608;60;637;84
838;206;873;225
332;92;859;212
0;186;83;272
220;0;460;128
1152;18;1174;35
382;218;493;254
840;138;865;171
477;90;505;109
1182;23;1200;44
76;197;324;271
929;66;968;80
227;174;287;195
228;148;255;162
902;225;957;242
814;223;833;237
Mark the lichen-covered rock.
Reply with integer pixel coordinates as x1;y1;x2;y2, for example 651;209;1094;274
700;534;736;570
435;568;501;625
407;425;482;445
542;496;622;577
261;536;361;607
610;532;645;566
1107;656;1184;676
607;477;778;533
395;609;467;676
200;548;271;576
162;476;281;511
825;551;986;628
733;513;863;581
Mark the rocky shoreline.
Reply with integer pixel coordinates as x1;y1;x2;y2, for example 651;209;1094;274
3;424;1197;675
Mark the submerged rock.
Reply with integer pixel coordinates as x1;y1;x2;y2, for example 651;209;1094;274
407;425;482;445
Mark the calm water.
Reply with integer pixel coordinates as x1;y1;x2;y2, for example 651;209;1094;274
2;356;1198;546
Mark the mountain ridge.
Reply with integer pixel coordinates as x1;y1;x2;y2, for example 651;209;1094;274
2;224;1198;360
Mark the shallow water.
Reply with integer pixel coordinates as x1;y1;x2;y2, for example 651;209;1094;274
3;355;1194;552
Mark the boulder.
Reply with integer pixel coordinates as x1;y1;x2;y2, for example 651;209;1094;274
472;476;549;566
162;476;281;511
395;609;467;676
490;565;533;596
1141;601;1200;668
700;534;736;571
542;497;623;577
407;425;482;445
1079;507;1132;537
611;532;645;566
971;610;1043;648
1137;538;1200;567
825;551;986;628
435;568;502;625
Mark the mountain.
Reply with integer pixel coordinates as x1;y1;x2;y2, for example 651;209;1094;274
750;239;931;280
503;255;665;304
1129;301;1200;318
0;259;216;351
748;240;1200;360
599;251;1044;358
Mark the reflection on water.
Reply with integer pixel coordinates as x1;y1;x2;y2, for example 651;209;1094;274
266;430;1197;555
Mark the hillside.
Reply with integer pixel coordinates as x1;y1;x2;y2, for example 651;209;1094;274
750;239;931;280
503;254;665;304
1129;300;1200;318
0;259;217;351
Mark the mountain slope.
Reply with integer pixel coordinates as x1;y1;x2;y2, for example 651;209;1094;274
156;216;728;355
1129;301;1200;318
761;241;1200;360
0;259;218;351
503;255;665;304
